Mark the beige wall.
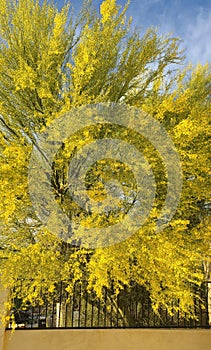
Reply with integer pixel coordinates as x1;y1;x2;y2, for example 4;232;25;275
2;329;211;350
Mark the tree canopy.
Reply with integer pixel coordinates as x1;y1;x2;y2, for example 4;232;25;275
0;0;210;324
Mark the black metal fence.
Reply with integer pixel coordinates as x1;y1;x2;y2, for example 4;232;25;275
9;282;210;329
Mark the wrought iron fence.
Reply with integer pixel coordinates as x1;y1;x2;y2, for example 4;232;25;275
8;282;210;329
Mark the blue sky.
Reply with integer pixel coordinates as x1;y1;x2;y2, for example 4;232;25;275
56;0;211;66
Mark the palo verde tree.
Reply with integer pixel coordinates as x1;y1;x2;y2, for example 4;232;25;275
0;0;210;325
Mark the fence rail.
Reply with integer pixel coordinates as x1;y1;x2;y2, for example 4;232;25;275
8;282;210;329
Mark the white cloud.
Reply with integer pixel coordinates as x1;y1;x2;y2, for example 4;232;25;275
183;8;211;65
126;1;211;65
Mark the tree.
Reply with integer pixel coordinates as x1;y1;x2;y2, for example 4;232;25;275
0;0;210;325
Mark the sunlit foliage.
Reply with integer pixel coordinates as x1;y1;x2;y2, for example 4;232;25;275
0;0;210;323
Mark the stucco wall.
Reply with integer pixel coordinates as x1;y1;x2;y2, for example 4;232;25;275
2;329;211;350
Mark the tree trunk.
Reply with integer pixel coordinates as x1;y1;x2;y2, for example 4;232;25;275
203;261;211;325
